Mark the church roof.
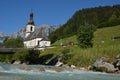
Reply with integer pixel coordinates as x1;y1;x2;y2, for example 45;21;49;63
24;27;49;41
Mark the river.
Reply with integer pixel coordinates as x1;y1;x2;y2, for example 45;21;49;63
0;63;120;80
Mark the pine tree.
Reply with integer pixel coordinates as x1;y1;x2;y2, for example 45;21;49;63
77;25;95;48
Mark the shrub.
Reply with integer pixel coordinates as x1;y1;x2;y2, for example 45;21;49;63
60;48;72;64
27;50;41;64
13;48;29;63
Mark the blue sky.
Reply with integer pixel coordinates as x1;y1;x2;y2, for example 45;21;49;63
0;0;120;34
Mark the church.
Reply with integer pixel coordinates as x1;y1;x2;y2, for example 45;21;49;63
24;11;51;49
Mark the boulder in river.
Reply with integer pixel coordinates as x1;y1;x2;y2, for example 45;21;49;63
13;61;21;64
93;58;117;73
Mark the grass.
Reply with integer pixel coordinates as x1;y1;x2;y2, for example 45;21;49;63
52;35;77;46
41;25;120;67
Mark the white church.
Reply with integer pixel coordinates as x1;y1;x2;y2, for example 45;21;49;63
24;11;51;49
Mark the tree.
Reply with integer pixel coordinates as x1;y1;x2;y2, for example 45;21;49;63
49;33;58;44
3;37;9;43
108;13;120;26
3;38;24;48
77;25;95;48
27;50;41;64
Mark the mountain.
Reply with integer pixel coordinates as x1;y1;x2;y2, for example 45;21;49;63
38;24;59;36
9;24;59;40
9;27;26;39
0;24;59;43
49;5;120;43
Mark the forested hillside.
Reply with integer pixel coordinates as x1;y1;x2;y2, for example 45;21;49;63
49;5;120;43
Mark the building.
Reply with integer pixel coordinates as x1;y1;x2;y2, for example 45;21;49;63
24;11;51;49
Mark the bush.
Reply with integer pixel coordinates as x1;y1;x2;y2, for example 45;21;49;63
13;49;41;64
13;48;29;63
60;48;72;64
0;54;13;63
27;50;41;64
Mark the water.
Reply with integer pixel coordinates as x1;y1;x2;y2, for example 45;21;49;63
0;63;120;80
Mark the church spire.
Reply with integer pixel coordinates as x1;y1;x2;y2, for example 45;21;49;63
28;10;35;25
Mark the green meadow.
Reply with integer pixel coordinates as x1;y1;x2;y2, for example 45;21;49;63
41;25;120;67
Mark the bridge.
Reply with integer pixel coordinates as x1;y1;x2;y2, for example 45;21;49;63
0;48;21;54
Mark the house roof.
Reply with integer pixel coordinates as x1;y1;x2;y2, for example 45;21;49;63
24;27;49;41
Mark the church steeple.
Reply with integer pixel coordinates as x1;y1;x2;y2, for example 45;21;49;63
25;11;35;38
28;11;35;25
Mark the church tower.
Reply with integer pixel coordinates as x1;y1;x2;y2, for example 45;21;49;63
25;11;35;38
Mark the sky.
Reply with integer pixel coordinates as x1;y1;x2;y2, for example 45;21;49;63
0;0;120;34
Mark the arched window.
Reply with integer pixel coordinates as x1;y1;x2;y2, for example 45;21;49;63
30;26;33;31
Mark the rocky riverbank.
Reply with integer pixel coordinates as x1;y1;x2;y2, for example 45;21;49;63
3;54;120;74
51;55;120;73
89;55;120;73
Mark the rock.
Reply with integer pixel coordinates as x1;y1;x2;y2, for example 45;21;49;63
62;64;70;68
13;61;21;64
113;55;120;70
55;61;63;67
50;67;64;72
88;65;93;70
79;67;87;71
93;58;117;73
71;65;76;69
19;67;33;71
22;63;27;65
19;66;45;72
116;70;120;74
38;66;45;72
47;56;60;65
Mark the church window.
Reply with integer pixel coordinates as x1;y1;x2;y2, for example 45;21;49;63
30;26;33;31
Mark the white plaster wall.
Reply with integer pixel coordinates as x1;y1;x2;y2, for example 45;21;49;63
25;24;35;38
39;41;51;47
35;38;43;42
26;25;35;32
24;40;35;48
24;38;43;48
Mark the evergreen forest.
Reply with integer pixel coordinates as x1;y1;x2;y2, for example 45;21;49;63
49;5;120;43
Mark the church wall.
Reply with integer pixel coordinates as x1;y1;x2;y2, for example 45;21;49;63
24;38;43;48
39;41;51;47
25;24;35;38
26;25;35;32
24;39;37;48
